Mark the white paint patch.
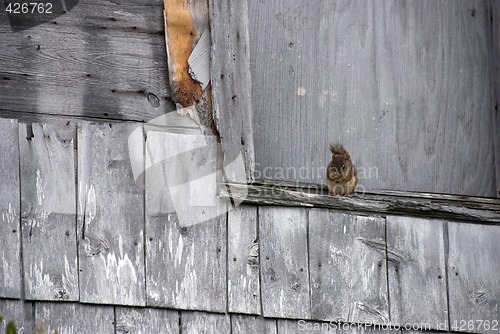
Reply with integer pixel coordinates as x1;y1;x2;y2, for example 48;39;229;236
97;237;139;304
87;184;97;223
36;169;45;205
28;259;55;298
1;254;16;288
297;87;306;96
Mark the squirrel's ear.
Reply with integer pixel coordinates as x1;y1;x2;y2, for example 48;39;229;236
330;144;343;154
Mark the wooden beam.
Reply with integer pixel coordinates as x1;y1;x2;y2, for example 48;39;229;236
219;180;500;223
209;0;255;182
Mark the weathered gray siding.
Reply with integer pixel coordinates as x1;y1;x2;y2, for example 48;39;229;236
0;0;173;122
0;119;21;299
19;122;79;301
248;0;498;197
78;122;146;306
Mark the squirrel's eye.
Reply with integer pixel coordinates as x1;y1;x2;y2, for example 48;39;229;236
341;164;346;170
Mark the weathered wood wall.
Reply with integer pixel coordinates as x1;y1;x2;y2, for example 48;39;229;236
1;118;500;332
247;0;499;197
1;0;500;332
0;0;174;122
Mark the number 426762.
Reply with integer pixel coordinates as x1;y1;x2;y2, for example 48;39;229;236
5;2;53;14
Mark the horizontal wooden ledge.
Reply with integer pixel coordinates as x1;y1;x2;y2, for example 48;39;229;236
219;179;500;224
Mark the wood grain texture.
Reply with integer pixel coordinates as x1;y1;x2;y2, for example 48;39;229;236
144;120;228;312
248;0;496;197
227;205;261;314
259;206;311;319
0;299;33;334
231;314;277;334
220;181;500;223
209;0;255;182
115;307;179;334
163;0;208;107
145;212;227;312
78;122;146;306
181;311;230;334
309;210;388;324
19;122;79;301
493;0;500;198
34;302;114;334
0;1;173;122
386;216;447;329
448;222;500;334
0;119;21;299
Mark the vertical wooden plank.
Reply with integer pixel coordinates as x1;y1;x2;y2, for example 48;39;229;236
231;314;277;334
181;311;230;334
0;299;34;334
386;216;448;329
308;210;388;324
248;0;496;197
34;302;114;334
259;207;310;319
115;307;180;334
144;124;227;312
19;122;79;301
493;0;500;198
448;222;500;334
0;119;21;299
145;212;227;311
78;122;146;306
209;0;255;181
228;205;260;314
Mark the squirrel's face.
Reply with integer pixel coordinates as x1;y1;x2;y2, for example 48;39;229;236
327;155;353;182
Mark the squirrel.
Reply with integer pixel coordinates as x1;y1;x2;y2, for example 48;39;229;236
326;144;357;196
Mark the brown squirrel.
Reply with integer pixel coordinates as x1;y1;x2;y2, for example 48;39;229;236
326;144;357;196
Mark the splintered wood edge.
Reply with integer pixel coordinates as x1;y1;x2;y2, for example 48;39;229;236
219;180;500;224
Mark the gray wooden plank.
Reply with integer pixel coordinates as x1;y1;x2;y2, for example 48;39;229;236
228;205;260;314
115;307;180;334
220;181;500;223
248;0;496;197
386;216;447;329
0;299;34;334
0;2;173;122
181;311;230;334
34;302;114;334
493;0;500;199
18;122;79;301
309;210;388;324
144;124;228;312
231;314;277;334
0;119;21;299
77;122;146;305
259;206;310;319
209;0;255;182
448;222;500;334
145;212;227;311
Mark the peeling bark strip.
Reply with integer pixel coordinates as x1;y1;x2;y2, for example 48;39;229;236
163;0;206;107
